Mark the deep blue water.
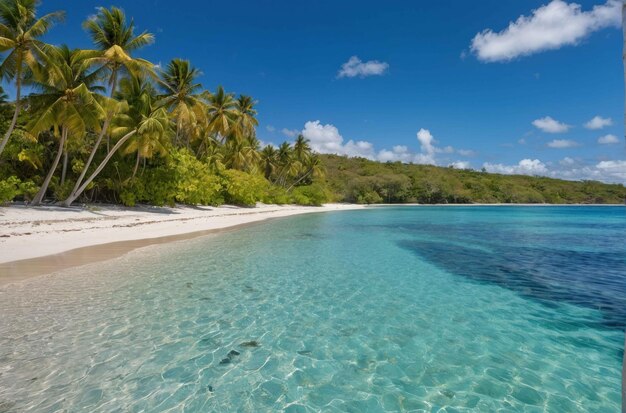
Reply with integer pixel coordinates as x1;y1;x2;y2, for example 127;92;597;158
0;206;624;412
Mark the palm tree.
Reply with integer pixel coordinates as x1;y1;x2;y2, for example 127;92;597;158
260;144;277;180
275;141;298;186
0;0;64;157
28;45;105;205
206;85;238;140
287;155;325;191
155;58;203;145
83;6;154;97
114;73;165;179
83;6;154;152
293;134;311;163
224;134;260;172
235;94;258;140
63;107;171;206
202;139;224;172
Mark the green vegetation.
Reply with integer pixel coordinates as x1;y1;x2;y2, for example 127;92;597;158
0;0;622;207
321;155;626;204
0;0;326;207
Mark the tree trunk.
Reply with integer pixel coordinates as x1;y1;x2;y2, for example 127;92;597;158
287;168;313;192
69;117;110;200
132;151;140;180
0;70;22;157
62;130;136;206
60;150;68;186
106;69;118;153
31;128;68;206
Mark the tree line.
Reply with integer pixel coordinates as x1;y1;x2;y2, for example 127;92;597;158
0;0;327;207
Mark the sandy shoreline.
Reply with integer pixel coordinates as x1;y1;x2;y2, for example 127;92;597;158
0;203;363;285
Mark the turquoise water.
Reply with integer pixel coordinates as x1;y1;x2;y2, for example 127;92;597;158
0;206;624;412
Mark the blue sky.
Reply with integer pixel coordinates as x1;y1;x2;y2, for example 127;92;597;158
33;0;626;182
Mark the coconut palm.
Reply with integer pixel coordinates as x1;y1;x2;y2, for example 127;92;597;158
260;144;277;180
116;73;166;179
63;107;171;206
83;6;154;96
28;45;105;205
224;134;260;172
83;6;154;153
206;85;238;140
274;141;299;186
155;58;203;145
202;139;224;172
0;0;64;157
287;155;324;191
235;94;258;139
293;134;311;163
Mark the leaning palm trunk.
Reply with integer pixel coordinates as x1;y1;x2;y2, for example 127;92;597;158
68;117;111;199
286;168;313;192
0;71;22;157
60;150;68;185
132;151;141;179
31;127;68;206
106;69;119;153
62;130;136;206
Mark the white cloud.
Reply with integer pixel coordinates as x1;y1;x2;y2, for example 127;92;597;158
337;56;389;78
596;160;626;180
598;134;619;144
483;157;626;183
470;0;621;62
483;159;549;175
266;125;276;133
299;122;466;166
281;128;299;138
449;161;471;169
532;116;570;133
518;138;527;145
584;115;612;129
547;139;579;148
300;121;375;158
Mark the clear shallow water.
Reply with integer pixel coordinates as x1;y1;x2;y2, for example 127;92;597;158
0;206;624;412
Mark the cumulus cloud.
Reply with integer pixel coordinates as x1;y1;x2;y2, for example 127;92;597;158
532;116;570;133
300;121;375;158
596;160;626;180
470;0;620;62
598;134;619;144
584;115;612;129
547;139;579;148
281;128;299;138
266;125;276;133
337;56;389;78
484;157;626;183
483;159;549;175
299;122;465;166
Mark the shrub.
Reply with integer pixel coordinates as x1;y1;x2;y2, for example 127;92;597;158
0;176;37;204
221;169;269;206
291;183;330;206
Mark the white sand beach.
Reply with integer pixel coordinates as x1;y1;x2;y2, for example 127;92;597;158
0;203;363;283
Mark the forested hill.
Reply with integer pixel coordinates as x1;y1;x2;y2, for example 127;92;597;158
320;154;626;204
